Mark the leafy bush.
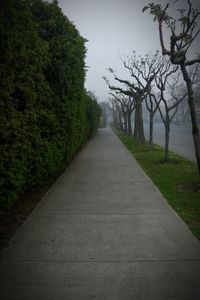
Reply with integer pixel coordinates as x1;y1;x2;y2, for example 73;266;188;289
0;0;101;211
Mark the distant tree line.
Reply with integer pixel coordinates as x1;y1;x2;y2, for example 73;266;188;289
0;0;101;210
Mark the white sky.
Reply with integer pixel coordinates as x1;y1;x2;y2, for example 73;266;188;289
58;0;200;102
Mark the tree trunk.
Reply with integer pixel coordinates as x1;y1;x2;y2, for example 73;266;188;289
134;99;145;144
181;64;200;175
181;101;186;125
127;109;132;136
119;112;123;131
149;112;154;146
113;111;118;129
164;118;170;162
123;112;128;134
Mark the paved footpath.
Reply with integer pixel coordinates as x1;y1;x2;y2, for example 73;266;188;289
1;128;200;299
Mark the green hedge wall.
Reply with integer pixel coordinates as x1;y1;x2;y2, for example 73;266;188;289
0;0;101;211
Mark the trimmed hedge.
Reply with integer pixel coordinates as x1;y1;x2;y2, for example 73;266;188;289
0;0;101;211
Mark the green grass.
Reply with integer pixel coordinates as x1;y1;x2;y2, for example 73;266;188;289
115;129;200;241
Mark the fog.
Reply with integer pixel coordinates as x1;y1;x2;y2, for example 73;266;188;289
58;0;200;102
143;122;196;161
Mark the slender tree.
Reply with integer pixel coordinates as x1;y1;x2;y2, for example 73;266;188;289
145;92;161;146
154;58;187;161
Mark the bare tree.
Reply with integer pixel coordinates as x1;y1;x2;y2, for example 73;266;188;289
143;0;200;173
154;58;187;161
145;92;161;146
103;51;160;143
173;64;200;124
121;52;162;142
171;82;188;125
108;97;124;131
109;92;135;135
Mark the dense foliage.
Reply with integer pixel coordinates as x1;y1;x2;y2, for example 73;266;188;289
0;0;101;211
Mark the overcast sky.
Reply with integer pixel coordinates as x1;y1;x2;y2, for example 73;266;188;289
58;0;200;102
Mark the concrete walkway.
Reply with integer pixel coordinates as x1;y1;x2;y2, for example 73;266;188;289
0;128;200;299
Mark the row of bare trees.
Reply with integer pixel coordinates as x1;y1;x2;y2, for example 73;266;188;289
103;0;200;175
104;54;197;161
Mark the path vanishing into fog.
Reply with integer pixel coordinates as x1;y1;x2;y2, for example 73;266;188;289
1;128;200;299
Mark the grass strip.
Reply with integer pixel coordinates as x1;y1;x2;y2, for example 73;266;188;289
115;129;200;241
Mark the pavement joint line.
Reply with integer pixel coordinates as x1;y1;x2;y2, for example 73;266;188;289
33;213;173;216
1;259;200;263
56;190;153;192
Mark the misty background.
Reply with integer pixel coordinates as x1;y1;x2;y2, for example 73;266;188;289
58;0;200;102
